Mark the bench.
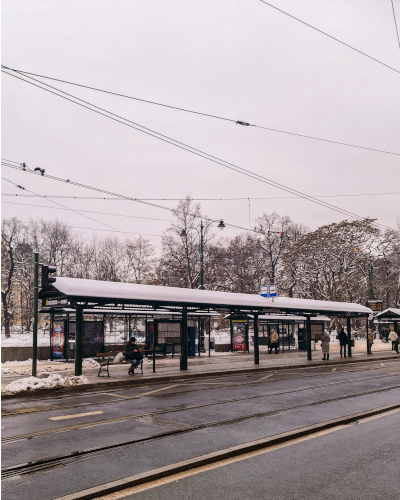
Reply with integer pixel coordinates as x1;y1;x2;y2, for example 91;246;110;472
96;351;144;377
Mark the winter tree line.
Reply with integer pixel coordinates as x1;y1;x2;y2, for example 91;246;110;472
2;196;400;336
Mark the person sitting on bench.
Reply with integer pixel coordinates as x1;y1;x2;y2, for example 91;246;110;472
125;337;143;375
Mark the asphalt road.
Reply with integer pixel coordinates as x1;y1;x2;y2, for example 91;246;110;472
2;358;400;500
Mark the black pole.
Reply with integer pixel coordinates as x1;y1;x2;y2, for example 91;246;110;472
75;307;83;376
153;320;156;373
32;252;39;377
366;315;370;355
254;313;259;365
306;315;312;361
180;307;188;370
208;316;211;357
199;221;204;290
347;317;352;357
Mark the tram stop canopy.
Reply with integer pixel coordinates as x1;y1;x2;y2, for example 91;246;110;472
374;309;400;331
39;277;372;374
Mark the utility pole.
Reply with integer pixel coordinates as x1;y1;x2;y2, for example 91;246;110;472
32;252;39;377
199;221;204;290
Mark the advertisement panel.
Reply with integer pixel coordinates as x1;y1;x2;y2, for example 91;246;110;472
232;321;247;351
52;322;65;358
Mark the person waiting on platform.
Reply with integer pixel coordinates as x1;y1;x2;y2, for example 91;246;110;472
338;327;348;358
321;330;330;361
269;329;279;354
125;337;143;375
388;330;399;353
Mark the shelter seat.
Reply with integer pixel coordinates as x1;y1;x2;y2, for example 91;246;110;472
96;348;152;377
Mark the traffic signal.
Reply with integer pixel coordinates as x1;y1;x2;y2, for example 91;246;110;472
41;265;57;287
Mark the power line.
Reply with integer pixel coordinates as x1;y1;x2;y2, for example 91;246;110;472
2;192;400;201
258;0;400;75
1;161;253;233
1;200;172;222
1;72;397;234
391;0;400;58
2;65;400;157
1;177;147;240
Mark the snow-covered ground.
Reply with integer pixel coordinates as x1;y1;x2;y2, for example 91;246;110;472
1;331;50;347
2;357;100;377
2;374;89;396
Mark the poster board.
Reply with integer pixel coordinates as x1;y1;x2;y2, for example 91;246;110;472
232;320;247;351
52;321;65;358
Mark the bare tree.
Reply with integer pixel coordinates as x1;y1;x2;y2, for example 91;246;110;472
125;236;156;284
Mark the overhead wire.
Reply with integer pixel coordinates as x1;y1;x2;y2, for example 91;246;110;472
2;192;400;200
1;71;398;234
1;177;148;240
258;0;400;75
390;0;400;57
2;65;399;157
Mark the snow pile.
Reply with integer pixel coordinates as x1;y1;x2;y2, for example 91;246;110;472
82;358;100;368
1;333;50;347
2;374;89;395
2;368;30;376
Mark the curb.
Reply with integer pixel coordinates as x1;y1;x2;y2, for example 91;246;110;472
54;401;400;500
2;353;398;400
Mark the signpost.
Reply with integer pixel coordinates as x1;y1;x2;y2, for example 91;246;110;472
260;285;277;298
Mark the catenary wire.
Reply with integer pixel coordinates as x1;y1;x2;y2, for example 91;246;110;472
1;177;146;240
1;200;172;222
1;162;253;233
1;72;397;234
258;0;400;75
2;65;400;157
391;0;400;56
2;192;400;201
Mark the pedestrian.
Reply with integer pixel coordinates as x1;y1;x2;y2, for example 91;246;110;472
367;329;374;354
269;329;279;354
385;328;390;343
124;337;143;375
338;327;348;358
321;330;330;360
380;327;385;341
388;330;399;353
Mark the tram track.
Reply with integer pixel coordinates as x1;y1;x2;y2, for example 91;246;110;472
2;373;399;440
2;361;399;419
2;383;400;480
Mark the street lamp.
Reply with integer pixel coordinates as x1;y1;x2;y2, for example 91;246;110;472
180;219;225;290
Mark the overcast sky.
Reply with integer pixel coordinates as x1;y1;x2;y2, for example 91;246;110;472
2;0;400;250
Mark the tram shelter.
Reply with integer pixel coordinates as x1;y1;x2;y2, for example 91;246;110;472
39;277;372;376
374;308;400;334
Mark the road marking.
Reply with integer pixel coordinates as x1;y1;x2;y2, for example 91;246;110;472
104;384;181;400
380;363;385;367
98;407;400;500
253;374;274;383
49;411;103;421
332;368;336;372
104;393;132;399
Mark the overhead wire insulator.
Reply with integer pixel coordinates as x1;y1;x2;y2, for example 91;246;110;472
236;121;250;126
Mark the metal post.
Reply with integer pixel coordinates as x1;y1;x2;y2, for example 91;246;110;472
198;317;201;356
180;307;188;370
75;307;83;376
366;315;370;355
254;313;259;365
306;315;312;361
199;221;204;290
32;252;39;377
153;320;156;373
347;317;352;358
208;316;211;357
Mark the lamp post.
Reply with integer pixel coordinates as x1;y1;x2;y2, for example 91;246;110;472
180;219;225;290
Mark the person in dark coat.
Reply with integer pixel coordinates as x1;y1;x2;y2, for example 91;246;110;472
338;328;348;358
125;337;143;375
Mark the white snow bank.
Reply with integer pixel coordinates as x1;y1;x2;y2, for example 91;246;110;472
113;352;124;363
2;374;89;395
82;358;100;368
1;333;50;347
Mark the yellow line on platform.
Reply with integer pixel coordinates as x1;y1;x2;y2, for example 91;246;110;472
49;411;103;421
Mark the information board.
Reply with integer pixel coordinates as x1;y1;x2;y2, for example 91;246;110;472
232;320;247;351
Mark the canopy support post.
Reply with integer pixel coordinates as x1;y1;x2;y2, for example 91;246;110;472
180;307;188;370
75;307;83;376
254;313;259;365
347;317;352;357
366;315;370;355
306;315;312;361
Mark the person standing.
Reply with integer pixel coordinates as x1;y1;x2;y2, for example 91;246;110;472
338;327;348;358
269;329;279;354
388;330;399;353
321;330;330;360
367;329;374;354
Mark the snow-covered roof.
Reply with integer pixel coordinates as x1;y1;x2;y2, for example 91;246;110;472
375;308;400;319
258;314;331;322
42;277;372;316
50;308;219;317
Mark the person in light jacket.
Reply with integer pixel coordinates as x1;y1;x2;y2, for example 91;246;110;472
269;329;279;354
321;330;330;361
388;330;399;353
